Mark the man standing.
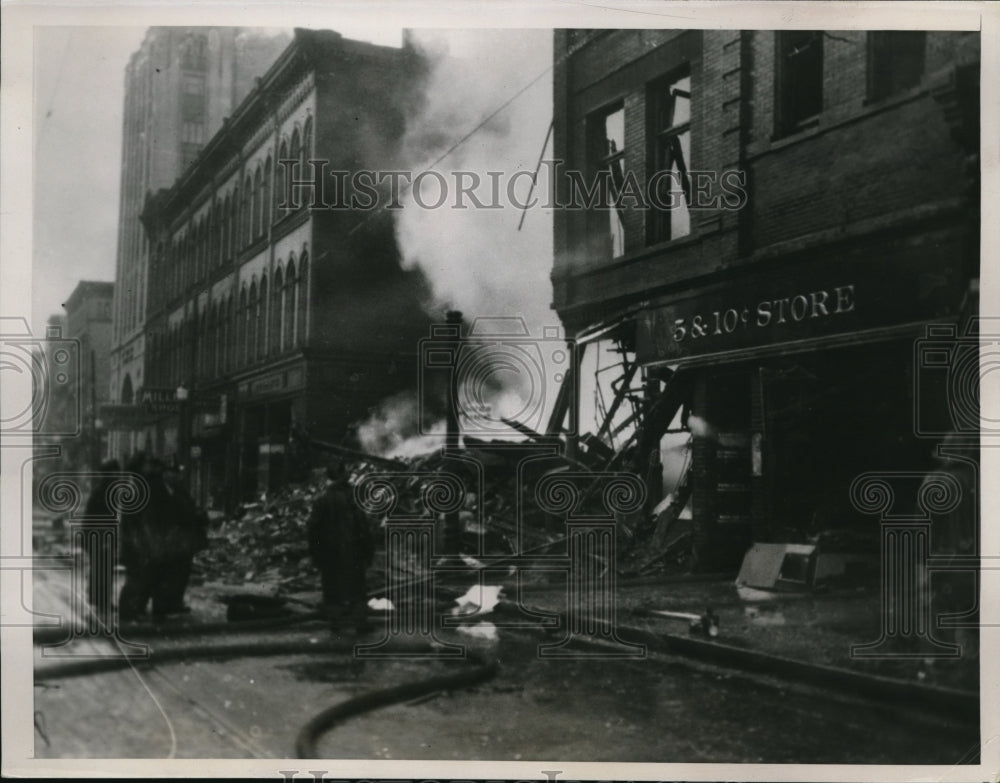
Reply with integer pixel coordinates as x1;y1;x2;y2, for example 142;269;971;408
83;459;121;621
307;460;374;633
157;464;209;616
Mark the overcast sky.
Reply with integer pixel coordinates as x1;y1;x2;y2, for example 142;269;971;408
30;24;412;336
33;26;148;334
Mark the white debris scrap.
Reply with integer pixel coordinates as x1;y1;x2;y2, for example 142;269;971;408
450;584;504;616
368;597;395;611
456;621;498;640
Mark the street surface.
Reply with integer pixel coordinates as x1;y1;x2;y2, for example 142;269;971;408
31;568;978;763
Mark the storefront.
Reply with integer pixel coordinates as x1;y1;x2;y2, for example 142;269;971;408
633;233;973;570
234;361;307;501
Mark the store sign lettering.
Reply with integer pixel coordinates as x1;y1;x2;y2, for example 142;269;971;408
670;284;855;344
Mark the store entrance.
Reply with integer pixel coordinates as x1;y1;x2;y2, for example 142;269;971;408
759;341;930;542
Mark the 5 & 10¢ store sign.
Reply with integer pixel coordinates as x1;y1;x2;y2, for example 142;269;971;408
638;283;858;363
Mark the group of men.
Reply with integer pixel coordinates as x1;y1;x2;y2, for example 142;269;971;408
84;455;374;632
85;453;209;622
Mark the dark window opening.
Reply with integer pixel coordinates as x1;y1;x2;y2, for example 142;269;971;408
589;104;626;258
776;31;823;136
648;70;691;244
868;31;926;101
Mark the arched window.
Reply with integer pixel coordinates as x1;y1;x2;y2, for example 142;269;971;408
272;266;283;353
284;257;296;348
242;175;252;247
213;202;222;264
302;117;312;162
237;285;248;367
229;187;238;256
252;164;263;239
229;294;238;371
203;304;213;378
221;195;230;260
195;222;203;282
195;219;204;281
297;251;308;345
257;275;268;360
262;157;272;231
301;117;312;180
277;140;289;213
214;299;222;374
290;129;301;210
250;167;261;240
193;314;200;378
248;280;259;362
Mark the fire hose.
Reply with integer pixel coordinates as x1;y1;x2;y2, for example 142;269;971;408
35;615;500;759
293;645;499;758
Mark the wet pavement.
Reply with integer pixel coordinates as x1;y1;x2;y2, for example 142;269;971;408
32;567;979;762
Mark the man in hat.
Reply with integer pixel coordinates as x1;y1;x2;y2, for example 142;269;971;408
83;459;121;621
307;459;374;633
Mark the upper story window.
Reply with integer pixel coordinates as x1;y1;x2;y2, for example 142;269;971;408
868;31;926;101
181;75;206;122
180;34;208;71
590;104;626;258
775;31;823;137
648;70;691;243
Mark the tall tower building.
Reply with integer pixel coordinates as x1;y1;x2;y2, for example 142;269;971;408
109;27;289;456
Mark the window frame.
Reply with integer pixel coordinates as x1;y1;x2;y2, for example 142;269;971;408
867;31;927;103
587;101;628;259
774;30;824;138
647;67;693;246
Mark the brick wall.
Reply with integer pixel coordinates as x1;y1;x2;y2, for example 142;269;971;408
552;28;980;330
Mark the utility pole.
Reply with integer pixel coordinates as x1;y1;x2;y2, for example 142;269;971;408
443;310;463;554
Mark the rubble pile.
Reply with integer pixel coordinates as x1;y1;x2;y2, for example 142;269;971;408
194;479;327;591
192;425;692;593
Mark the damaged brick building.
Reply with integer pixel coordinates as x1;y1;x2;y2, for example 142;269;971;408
551;30;980;571
140;29;431;507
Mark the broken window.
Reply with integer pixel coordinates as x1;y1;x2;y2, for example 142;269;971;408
868;31;926;101
649;70;691;243
590;104;627;258
775;31;823;136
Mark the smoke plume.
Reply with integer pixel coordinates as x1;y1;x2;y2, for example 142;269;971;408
398;29;555;335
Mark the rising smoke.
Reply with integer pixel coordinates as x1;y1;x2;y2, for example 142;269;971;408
358;30;558;455
396;29;554;331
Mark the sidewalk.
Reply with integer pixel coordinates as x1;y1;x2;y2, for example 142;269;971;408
513;577;979;695
182;569;978;697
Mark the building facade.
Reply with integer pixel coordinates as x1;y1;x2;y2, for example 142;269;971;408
552;30;980;570
110;26;290;458
140;29;431;508
62;281;115;465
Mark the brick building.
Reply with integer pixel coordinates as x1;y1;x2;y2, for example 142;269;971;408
551;30;980;569
140;28;431;507
62;281;115;464
110;26;290;458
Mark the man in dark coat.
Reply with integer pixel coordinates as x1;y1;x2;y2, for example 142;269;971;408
118;454;207;622
308;460;374;633
83;459;121;620
156;464;209;616
117;452;162;621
